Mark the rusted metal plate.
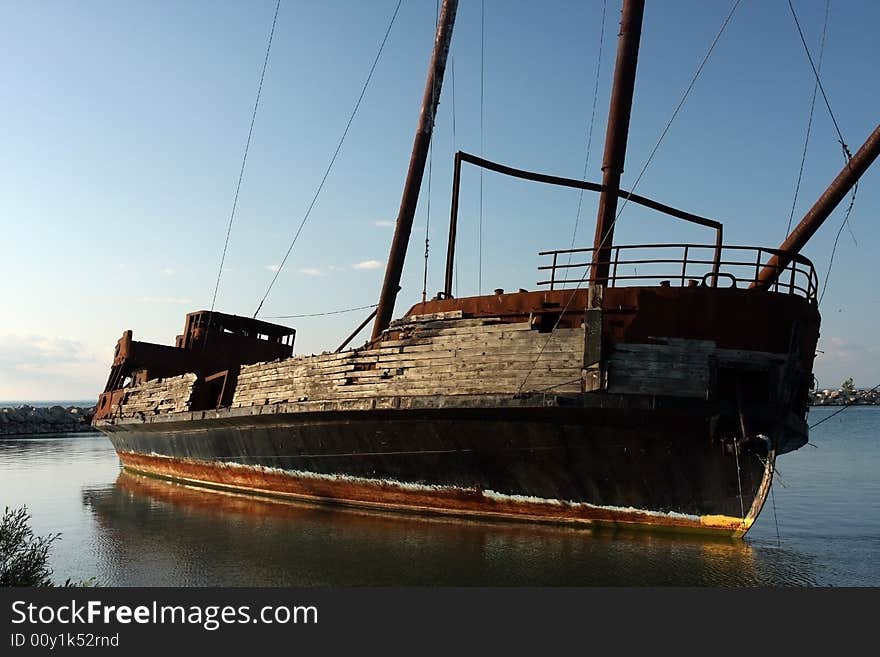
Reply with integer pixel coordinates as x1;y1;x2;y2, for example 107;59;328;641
402;289;589;329
403;285;818;363
599;286;819;357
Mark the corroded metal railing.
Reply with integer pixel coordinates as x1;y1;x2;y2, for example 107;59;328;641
538;243;818;302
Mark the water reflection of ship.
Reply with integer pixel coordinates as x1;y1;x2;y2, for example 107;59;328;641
80;471;816;586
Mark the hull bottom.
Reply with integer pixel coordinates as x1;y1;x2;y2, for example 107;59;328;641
117;450;766;538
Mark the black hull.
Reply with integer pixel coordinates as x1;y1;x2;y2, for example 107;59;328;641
99;401;777;536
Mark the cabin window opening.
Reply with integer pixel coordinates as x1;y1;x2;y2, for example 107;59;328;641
536;312;561;333
206;375;226;409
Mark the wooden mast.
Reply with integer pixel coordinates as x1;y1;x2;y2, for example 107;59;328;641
372;0;459;340
590;0;645;286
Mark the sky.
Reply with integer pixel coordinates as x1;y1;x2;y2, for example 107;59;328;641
0;0;878;400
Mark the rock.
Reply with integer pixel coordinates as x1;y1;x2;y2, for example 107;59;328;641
0;405;98;436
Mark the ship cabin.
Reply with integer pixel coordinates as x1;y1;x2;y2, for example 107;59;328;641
94;311;295;420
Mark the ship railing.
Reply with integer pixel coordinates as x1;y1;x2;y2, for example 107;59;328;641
537;243;819;302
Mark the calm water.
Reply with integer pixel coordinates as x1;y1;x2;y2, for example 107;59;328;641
1;407;878;586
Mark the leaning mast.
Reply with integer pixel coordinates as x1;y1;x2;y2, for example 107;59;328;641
372;0;459;340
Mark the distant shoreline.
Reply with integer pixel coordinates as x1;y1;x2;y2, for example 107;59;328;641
810;388;879;406
1;404;96;437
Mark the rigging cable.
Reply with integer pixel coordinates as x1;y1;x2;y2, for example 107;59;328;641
770;471;782;548
518;0;742;393
206;0;281;338
818;189;857;305
597;0;742;248
785;0;858;307
565;0;607;277
478;0;485;295
734;385;748;522
422;0;441;304
787;0;849;159
263;303;378;319
451;53;459;298
421;124;434;303
785;0;830;237
451;55;457;146
564;0;607;285
253;0;404;318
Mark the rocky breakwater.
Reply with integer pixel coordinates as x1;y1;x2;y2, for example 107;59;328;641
0;405;97;436
811;388;880;406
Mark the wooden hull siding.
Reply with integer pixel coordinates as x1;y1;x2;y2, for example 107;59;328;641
108;373;198;416
106;313;808;421
99;402;774;536
96;291;817;536
233;316;585;405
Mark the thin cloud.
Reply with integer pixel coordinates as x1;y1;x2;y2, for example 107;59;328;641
374;220;394;228
353;260;382;270
162;267;175;276
0;335;89;369
0;334;107;400
265;264;281;273
298;267;324;277
813;335;880;391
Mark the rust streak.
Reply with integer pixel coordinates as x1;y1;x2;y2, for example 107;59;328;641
118;451;746;536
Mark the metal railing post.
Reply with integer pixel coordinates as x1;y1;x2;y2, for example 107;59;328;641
681;245;689;286
443;151;463;297
753;248;762;288
711;226;723;288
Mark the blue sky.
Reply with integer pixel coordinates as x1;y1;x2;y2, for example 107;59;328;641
1;0;878;400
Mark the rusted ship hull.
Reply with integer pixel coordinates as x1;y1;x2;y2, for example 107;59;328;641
88;0;880;546
98;397;782;536
94;283;819;538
